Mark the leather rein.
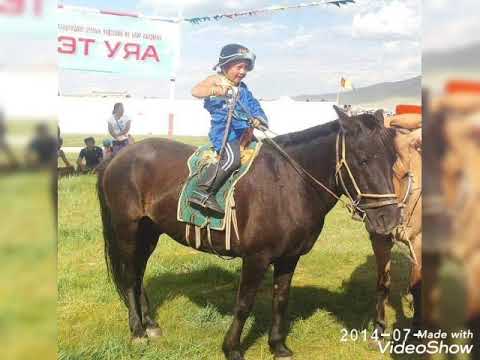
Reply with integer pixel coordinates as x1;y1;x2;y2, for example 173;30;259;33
260;128;398;222
231;95;399;222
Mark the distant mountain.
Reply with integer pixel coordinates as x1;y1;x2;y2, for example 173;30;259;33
293;76;421;105
424;43;480;71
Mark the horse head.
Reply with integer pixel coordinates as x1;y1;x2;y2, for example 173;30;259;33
333;105;400;235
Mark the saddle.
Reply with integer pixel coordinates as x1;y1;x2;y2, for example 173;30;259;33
386;110;422;263
177;140;262;250
388;113;422;130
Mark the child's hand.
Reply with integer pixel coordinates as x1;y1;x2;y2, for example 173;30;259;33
215;84;232;97
250;118;264;129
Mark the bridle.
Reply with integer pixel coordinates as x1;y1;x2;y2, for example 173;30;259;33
231;94;399;222
258;129;399;222
335;133;399;221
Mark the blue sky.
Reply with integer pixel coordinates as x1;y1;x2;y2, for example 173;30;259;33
59;0;422;98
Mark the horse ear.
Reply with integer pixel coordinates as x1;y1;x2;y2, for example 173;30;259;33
373;109;385;127
333;105;360;134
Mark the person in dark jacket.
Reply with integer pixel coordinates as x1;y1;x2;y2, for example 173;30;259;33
25;123;57;169
77;137;103;173
189;44;268;215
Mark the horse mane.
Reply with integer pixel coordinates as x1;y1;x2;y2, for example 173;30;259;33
273;121;340;147
376;126;396;151
273;114;395;152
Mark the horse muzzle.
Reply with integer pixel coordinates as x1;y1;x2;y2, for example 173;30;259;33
364;203;401;235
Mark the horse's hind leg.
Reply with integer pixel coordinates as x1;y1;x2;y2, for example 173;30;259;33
268;256;299;360
114;221;146;340
136;218;162;337
140;285;161;336
222;254;271;360
371;234;393;335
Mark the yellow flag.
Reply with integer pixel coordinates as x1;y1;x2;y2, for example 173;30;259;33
340;77;353;90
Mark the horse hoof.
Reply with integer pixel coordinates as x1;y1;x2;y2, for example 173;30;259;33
131;336;148;345
270;342;293;359
367;338;383;351
226;350;244;360
146;326;163;338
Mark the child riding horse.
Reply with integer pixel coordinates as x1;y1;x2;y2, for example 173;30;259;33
189;44;268;215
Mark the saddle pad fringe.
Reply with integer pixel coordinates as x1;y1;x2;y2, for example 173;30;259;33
195;226;201;249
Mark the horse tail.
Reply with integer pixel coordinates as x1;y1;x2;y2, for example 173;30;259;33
97;158;128;305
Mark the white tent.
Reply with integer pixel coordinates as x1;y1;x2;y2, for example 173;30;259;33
58;96;338;136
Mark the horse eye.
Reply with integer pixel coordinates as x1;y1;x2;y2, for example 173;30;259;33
360;159;368;166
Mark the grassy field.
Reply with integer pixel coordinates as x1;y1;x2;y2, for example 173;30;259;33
0;172;56;359
59;134;209;166
58;136;418;360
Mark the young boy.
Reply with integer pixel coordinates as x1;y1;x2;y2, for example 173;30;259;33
189;44;268;215
102;138;114;160
77;137;103;173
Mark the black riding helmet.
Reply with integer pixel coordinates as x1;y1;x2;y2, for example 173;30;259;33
212;44;256;72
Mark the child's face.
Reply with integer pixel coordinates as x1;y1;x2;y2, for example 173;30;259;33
223;61;249;85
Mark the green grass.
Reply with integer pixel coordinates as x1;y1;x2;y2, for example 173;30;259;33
0;172;56;359
59;135;209;168
58;137;419;360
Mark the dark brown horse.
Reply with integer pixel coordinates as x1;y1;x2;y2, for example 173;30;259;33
97;107;400;360
369;125;423;337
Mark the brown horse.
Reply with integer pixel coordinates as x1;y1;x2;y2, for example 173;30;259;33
96;107;400;360
369;120;423;336
423;90;480;357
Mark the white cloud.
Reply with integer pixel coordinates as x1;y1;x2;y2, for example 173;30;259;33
138;0;274;17
190;21;287;38
286;33;313;48
423;0;480;51
283;25;313;48
352;0;420;41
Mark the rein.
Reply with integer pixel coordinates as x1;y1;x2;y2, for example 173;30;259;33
233;97;398;221
258;127;397;221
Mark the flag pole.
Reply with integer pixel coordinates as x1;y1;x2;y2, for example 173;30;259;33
336;75;342;105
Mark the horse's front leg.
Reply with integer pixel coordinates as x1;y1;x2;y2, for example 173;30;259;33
371;234;393;335
222;254;271;360
409;233;422;332
268;256;299;360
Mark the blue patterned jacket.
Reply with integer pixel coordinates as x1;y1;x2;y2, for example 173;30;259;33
204;82;268;152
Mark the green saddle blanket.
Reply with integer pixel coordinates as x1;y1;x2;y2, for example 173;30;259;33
177;141;262;230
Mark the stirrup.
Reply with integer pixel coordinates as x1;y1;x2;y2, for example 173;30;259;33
189;190;210;207
189;191;224;215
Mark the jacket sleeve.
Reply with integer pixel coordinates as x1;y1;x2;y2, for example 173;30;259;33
243;86;268;126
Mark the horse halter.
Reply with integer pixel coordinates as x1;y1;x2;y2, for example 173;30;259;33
335;133;399;220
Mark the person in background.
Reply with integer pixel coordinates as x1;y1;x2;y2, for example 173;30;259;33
0;109;18;168
108;103;132;156
343;104;353;116
57;137;73;168
57;126;73;169
25;123;57;169
102;138;113;160
77;137;103;173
